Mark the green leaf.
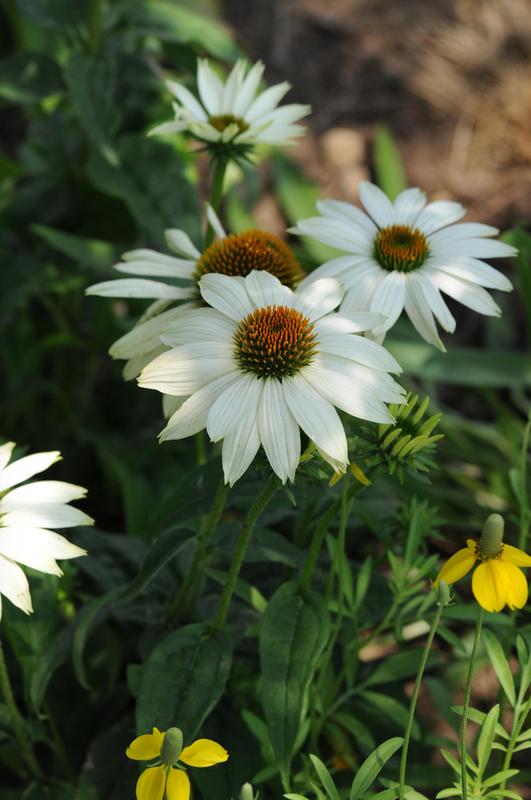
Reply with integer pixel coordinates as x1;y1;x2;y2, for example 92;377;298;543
29;624;73;711
373;127;407;201
362;649;441;688
72;587;123;689
482;769;520;789
119;527;195;604
386;340;531;388
451;706;509;739
335;712;376;753
477;704;499;777
483;630;516;706
360;691;420;740
435;790;461;798
87;135;200;244
259;582;330;772
63;52;118;166
349;737;403;800
0;52;62;104
126;1;241;60
309;754;340;800
136;623;232;738
285;795;311;800
32;224;120;270
16;0;90;30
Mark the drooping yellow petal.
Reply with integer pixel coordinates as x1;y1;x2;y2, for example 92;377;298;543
166;768;191;800
503;561;529;610
434;547;476;587
179;738;229;768
472;561;509;612
501;544;531;568
126;728;164;761
136;766;166;800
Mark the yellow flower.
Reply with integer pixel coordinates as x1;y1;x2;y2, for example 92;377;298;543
126;726;228;800
434;514;531;613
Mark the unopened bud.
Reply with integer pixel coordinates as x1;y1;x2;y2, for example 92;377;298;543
240;783;256;800
436;580;451;606
160;727;183;766
478;514;504;558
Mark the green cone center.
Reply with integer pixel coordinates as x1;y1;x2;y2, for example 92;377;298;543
374;224;430;272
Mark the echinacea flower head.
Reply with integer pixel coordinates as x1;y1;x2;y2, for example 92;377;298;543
138;270;405;486
86;209;305;386
291;182;515;350
126;726;228;800
434;514;531;612
151;59;310;159
0;442;91;619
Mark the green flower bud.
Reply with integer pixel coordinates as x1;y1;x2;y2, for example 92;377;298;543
478;514;504;559
240;783;256;800
435;579;451;607
160;727;183;766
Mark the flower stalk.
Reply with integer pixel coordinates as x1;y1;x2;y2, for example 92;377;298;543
398;586;447;800
213;472;280;629
460;608;484;800
0;641;44;781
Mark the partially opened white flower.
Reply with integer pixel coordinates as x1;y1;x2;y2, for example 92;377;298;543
86;208;304;386
151;59;310;154
291;182;515;350
138;270;405;486
0;443;91;618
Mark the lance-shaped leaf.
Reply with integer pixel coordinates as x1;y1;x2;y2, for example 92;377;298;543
259;582;330;773
136;623;232;738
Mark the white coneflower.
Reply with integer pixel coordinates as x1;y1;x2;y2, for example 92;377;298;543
0;443;91;618
151;59;310;157
138;270;405;486
86;208;305;384
291;182;515;349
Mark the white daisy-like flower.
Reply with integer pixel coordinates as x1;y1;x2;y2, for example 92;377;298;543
138;270;405;486
291;182;515;350
151;59;310;153
86;208;305;386
0;443;92;618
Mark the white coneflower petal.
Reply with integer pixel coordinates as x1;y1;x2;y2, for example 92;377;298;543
152;58;308;150
0;446;90;618
0;556;32;615
293;181;514;349
140;270;403;484
0;481;86;508
86;207;304;385
0;451;61;493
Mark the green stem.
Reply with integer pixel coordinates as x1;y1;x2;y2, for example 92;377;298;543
298;499;341;592
517;416;530;552
88;0;103;54
460;608;484;800
500;694;531;792
171;479;230;619
0;640;44;781
205;158;228;247
398;601;444;800
213;473;280;629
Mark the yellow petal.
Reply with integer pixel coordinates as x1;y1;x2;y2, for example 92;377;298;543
127;729;164;761
179;738;229;768
136;766;166;800
472;561;509;612
501;544;531;568
166;768;191;800
503;561;529;610
434;547;476;587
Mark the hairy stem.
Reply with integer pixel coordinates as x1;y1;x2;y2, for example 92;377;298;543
205;158;228;247
398;601;444;799
0;640;44;781
460;608;484;800
213;473;280;629
171;479;230;620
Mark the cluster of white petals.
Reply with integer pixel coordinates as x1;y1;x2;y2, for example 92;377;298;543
292;182;515;349
139;270;405;486
151;60;310;147
0;443;91;618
